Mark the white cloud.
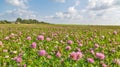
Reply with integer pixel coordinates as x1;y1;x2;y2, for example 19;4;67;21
68;6;77;14
52;0;65;3
84;0;120;19
56;12;65;19
87;0;119;10
0;9;36;20
45;0;120;25
46;0;82;20
75;0;80;6
1;0;37;21
45;7;82;20
5;0;28;9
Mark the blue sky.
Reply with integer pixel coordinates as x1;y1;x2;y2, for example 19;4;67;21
0;0;120;25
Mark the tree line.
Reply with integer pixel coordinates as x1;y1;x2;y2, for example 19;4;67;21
0;18;50;24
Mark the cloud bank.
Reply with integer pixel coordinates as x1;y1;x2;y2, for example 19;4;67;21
45;0;120;25
0;0;36;21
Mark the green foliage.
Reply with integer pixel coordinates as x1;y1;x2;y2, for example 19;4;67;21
0;20;11;24
0;18;49;24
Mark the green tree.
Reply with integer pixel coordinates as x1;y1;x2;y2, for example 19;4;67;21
16;17;22;23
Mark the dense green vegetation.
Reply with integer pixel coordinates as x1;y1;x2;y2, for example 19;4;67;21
0;18;49;24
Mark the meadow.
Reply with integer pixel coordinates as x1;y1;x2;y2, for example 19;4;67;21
0;24;120;67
